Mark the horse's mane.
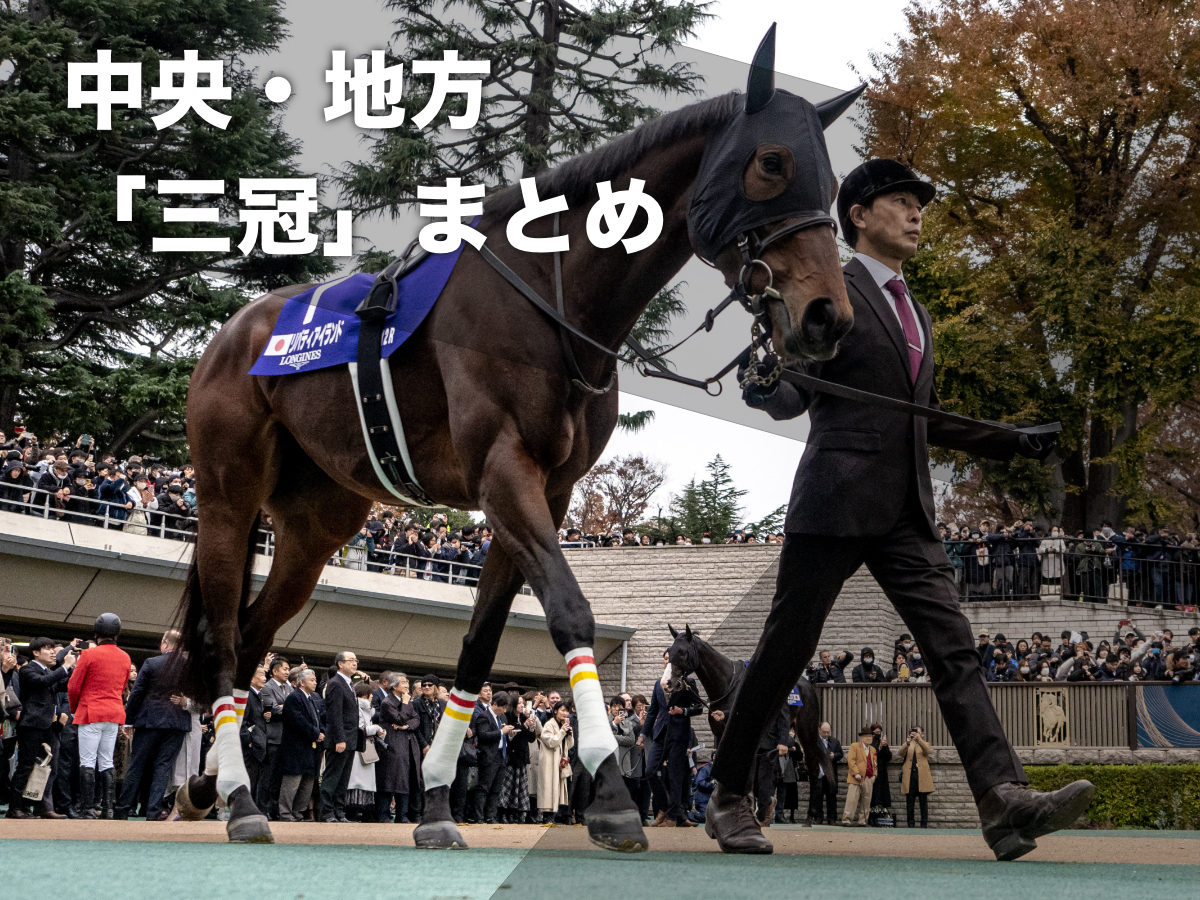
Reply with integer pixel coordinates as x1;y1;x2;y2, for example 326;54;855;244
482;92;742;222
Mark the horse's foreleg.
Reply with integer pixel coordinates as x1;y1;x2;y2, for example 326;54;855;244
474;456;645;852
191;506;273;842
414;539;525;850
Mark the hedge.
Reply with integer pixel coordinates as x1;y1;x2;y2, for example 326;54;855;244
1026;764;1200;830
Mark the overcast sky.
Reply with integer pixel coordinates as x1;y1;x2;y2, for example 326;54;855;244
265;0;918;522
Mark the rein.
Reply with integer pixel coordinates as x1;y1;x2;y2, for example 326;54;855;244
475;213;834;396
468;214;1063;440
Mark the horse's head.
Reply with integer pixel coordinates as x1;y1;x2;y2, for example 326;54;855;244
688;24;857;363
664;622;701;693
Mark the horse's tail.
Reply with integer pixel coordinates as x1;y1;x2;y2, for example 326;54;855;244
168;512;262;705
795;679;837;793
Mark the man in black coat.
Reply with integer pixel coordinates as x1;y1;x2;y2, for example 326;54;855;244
319;651;359;823
6;638;76;818
807;722;843;825
809;650;849;684
707;160;1093;859
638;664;701;827
471;691;514;823
114;631;192;820
241;665;269;804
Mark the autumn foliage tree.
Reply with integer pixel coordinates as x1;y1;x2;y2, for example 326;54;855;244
860;0;1200;531
567;453;665;533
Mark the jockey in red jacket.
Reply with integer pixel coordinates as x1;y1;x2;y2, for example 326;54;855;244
67;613;132;818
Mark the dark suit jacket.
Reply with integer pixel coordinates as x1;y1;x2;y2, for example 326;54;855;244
471;705;506;769
279;689;322;777
241;687;268;762
16;661;71;731
816;736;844;783
125;653;191;731
641;678;700;744
757;257;1023;539
322;674;358;749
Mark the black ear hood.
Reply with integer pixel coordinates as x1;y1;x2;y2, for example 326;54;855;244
687;89;837;262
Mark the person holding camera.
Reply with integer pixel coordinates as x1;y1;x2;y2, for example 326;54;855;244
901;726;934;828
7;637;76;819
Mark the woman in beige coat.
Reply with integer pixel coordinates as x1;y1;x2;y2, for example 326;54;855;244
536;702;574;824
900;725;934;828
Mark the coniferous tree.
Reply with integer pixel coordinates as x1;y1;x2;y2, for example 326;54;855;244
0;0;337;458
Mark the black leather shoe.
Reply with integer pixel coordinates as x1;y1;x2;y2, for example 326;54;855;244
703;784;773;854
978;780;1095;861
6;807;35;819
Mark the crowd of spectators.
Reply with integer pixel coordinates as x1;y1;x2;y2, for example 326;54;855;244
939;520;1199;609
0;429;197;538
809;625;1200;685
4;623;1199;830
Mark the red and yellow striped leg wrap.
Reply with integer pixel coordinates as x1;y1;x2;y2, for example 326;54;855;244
422;687;477;790
212;694;250;801
566;648;617;775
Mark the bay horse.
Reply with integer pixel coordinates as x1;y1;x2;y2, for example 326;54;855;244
169;28;859;850
664;625;835;801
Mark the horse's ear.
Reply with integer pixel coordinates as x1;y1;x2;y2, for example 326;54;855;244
685;623;693;640
668;623;679;639
745;23;776;114
815;83;868;130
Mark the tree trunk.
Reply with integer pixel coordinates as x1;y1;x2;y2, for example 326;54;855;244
1059;446;1088;534
521;0;560;178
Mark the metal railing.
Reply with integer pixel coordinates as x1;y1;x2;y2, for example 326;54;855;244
0;483;528;593
0;482;196;541
813;682;1200;750
945;536;1200;609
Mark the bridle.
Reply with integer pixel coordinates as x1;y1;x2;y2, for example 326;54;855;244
475;209;837;396
371;207;1060;442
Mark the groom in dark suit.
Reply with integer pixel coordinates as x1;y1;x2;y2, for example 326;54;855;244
706;159;1093;860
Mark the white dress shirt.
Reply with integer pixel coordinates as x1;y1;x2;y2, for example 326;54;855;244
853;252;925;353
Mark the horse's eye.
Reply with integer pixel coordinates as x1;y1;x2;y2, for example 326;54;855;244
761;154;782;176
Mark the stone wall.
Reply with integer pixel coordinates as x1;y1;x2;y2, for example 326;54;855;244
567;545;1200;708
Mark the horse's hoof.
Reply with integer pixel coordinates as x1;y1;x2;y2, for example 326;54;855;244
227;813;274;843
223;784;273;843
586;810;649;853
414;820;468;849
172;775;216;822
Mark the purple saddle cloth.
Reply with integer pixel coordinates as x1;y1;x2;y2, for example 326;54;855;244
249;244;465;376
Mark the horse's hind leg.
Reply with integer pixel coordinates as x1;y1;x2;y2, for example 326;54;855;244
414;537;526;850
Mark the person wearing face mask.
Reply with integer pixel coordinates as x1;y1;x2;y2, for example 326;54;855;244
906;643;925;674
1035;660;1055;682
121;474;156;535
345;681;384;821
851;648;886;683
1038;527;1066;594
1141;642;1168;681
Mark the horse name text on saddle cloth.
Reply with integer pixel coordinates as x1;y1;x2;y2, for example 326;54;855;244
249;241;467;376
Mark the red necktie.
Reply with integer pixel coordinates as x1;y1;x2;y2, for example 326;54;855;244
884;277;922;383
865;745;875;778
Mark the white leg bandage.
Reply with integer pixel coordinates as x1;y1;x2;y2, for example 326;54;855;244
567;648;618;775
422;687;477;791
211;693;250;801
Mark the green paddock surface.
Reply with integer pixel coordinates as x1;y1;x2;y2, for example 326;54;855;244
2;824;1198;900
